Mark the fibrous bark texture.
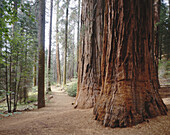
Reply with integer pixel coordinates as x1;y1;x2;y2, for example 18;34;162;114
94;0;167;127
75;0;105;108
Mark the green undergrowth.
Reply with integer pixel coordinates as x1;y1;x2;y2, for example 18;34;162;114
0;87;38;113
64;79;77;97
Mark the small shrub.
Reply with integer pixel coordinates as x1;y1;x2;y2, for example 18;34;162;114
26;95;37;104
67;82;77;97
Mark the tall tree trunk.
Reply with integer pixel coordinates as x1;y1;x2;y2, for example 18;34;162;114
77;0;81;73
13;50;18;112
34;54;37;86
56;0;61;85
53;54;56;82
72;32;75;78
75;0;105;109
9;52;12;112
47;0;53;92
38;0;45;109
19;65;23;104
23;43;28;104
63;0;69;85
12;0;18;112
5;46;10;112
94;0;167;127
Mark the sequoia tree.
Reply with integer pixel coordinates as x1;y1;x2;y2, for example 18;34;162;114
93;0;167;127
75;0;105;108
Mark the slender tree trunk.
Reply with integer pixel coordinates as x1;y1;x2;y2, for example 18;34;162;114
94;0;167;128
53;54;56;82
56;0;61;85
47;0;53;92
38;0;45;109
11;0;18;112
13;50;18;112
5;46;10;112
19;65;23;104
75;0;105;108
34;54;37;86
9;53;12;112
63;0;69;85
72;32;75;78
23;43;28;104
15;72;21;108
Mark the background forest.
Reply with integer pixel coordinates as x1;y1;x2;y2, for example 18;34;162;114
0;0;169;114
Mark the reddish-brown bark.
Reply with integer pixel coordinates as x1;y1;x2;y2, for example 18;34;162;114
93;0;167;127
75;0;105;108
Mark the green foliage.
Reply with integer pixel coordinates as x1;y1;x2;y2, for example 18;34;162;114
0;0;39;112
26;86;38;104
27;95;37;103
66;82;77;97
0;90;6;99
158;2;170;60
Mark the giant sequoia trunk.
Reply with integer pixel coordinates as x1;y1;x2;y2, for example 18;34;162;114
94;0;167;127
75;0;105;108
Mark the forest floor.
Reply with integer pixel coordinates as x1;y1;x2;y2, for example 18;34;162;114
0;85;170;135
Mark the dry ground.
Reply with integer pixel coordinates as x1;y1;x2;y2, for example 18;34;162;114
0;85;170;135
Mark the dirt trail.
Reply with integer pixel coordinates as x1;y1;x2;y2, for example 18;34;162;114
0;86;170;135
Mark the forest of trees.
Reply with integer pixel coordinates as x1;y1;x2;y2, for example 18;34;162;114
0;0;80;111
0;0;169;128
